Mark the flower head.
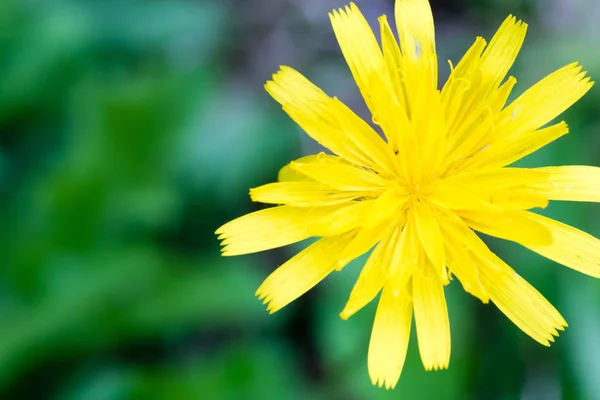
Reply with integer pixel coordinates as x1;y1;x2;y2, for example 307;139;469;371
216;0;597;389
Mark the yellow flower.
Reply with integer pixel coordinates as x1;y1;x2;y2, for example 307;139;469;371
216;0;597;390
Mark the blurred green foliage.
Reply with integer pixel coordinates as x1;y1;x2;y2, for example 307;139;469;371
0;0;599;399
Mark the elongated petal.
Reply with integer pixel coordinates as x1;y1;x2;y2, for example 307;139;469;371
430;184;548;212
308;201;372;237
329;3;385;101
524;212;600;278
368;284;413;389
451;16;524;134
340;230;395;319
466;122;569;169
414;200;447;282
501;62;593;135
413;261;451;371
450;217;567;345
379;15;406;116
414;92;448;182
441;37;487;125
529;166;600;202
438;210;488;301
480;259;567;346
250;181;370;207
338;190;407;267
433;169;550;211
395;0;438;117
442;15;525;143
265;67;393;174
459;210;553;246
480;16;527;90
443;168;549;190
217;206;336;255
395;0;436;63
291;160;388;191
256;233;354;313
443;234;488;302
329;5;405;148
387;209;420;292
278;154;345;182
328;98;399;176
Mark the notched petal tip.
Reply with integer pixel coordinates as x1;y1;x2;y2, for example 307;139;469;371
327;11;334;21
369;375;397;390
424;361;450;372
328;8;341;22
265;67;287;86
248;187;259;200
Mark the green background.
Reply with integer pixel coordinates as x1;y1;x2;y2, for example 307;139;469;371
1;0;599;398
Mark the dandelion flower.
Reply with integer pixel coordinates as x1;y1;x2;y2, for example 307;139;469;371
216;0;597;389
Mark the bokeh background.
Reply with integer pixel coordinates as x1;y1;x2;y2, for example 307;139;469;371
1;0;600;399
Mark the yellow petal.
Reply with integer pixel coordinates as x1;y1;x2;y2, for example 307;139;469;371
443;236;488;303
465;122;569;170
432;168;550;211
382;212;420;296
394;0;438;121
413;200;447;283
439;210;488;302
479;16;527;90
337;190;407;267
500;62;593;135
308;200;372;237
340;229;395;319
256;233;354;313
368;284;413;390
250;181;370;207
217;206;334;256
443;167;549;190
291;160;387;192
379;15;407;117
265;67;392;173
523;212;600;278
459;210;553;246
529;166;600;202
395;0;436;64
278;154;345;182
443;102;498;169
430;183;548;212
441;37;487;126
480;259;567;346
443;15;526;140
414;92;448;182
328;98;399;176
329;3;385;101
428;185;492;211
456;221;568;345
266;68;340;146
493;75;518;113
413;260;451;371
328;4;403;147
443;76;516;169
